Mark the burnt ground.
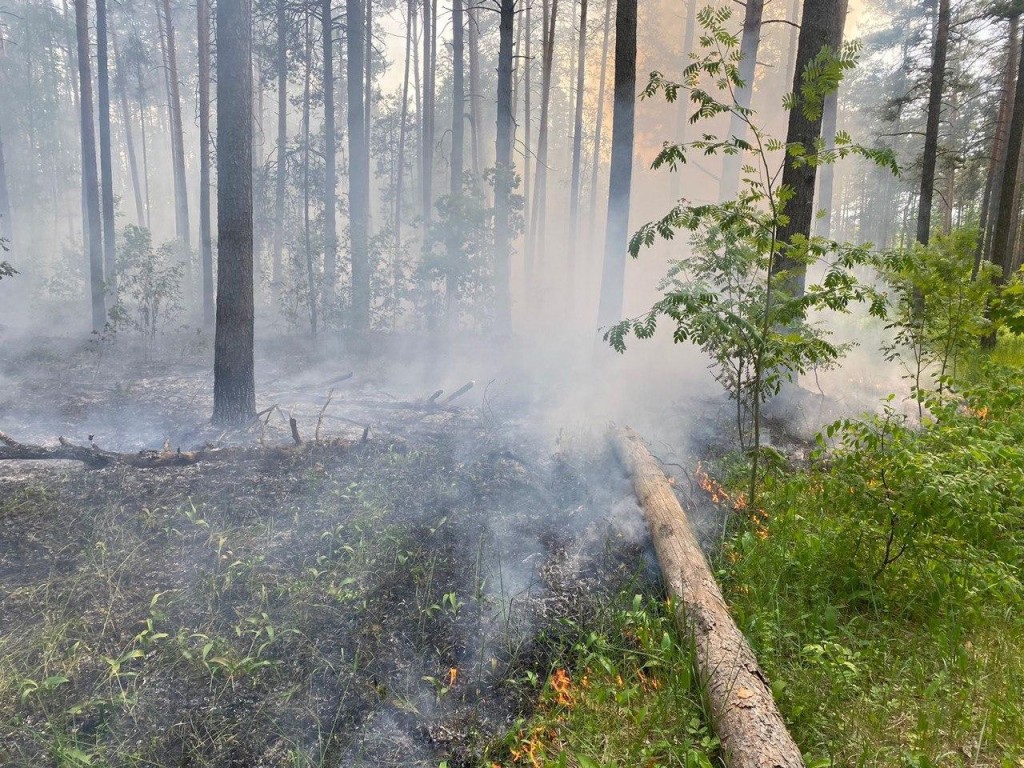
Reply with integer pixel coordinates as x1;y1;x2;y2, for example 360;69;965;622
0;334;671;767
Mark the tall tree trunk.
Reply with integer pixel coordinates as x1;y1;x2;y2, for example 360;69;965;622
395;0;414;318
75;0;106;332
301;13;318;338
567;0;588;303
62;0;81;111
411;0;420;201
421;0;435;225
134;44;153;230
772;0;846;297
0;33;13;246
942;70;958;235
348;0;371;329
323;0;338;312
992;23;1024;285
813;0;849;239
587;0;612;247
161;0;191;248
446;0;465;328
467;4;483;179
784;0;800;81
110;25;145;227
199;0;214;325
670;0;696;201
272;0;288;302
526;0;558;290
977;14;1019;276
213;0;256;426
365;0;373;150
720;0;765;202
0;122;12;247
522;2;532;254
916;0;950;246
493;0;514;334
96;0;117;297
595;0;636;329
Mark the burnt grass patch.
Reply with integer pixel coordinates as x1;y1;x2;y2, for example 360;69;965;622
0;413;652;767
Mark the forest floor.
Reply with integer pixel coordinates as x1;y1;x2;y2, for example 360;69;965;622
0;333;717;767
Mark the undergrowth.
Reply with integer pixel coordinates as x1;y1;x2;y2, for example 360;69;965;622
715;360;1024;767
488;593;717;768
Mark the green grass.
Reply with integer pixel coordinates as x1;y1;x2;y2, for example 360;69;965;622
488;593;717;768
713;356;1024;767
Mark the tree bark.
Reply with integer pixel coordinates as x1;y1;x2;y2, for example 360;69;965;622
348;0;371;329
133;41;153;230
421;0;435;225
467;3;483;179
365;0;373;155
493;0;515;334
160;0;191;249
595;0;636;329
0;123;9;248
526;0;558;290
720;0;765;202
75;0;107;332
991;22;1024;285
587;0;612;250
977;14;1019;276
610;427;806;768
301;13;318;338
199;0;214;326
783;0;800;83
0;30;13;247
522;2;532;256
213;0;257;426
96;0;118;295
669;0;697;202
813;0;849;240
397;0;413;252
272;0;288;302
394;0;414;324
915;0;950;246
446;0;466;329
772;0;846;297
567;0;588;304
323;0;339;313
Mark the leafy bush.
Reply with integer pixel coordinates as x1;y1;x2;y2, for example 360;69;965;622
606;5;893;503
717;361;1024;763
108;225;184;339
880;229;996;412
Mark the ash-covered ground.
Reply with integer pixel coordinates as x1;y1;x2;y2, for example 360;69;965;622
0;330;903;766
0;333;686;767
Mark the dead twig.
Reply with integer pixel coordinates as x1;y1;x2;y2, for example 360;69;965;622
315;388;336;443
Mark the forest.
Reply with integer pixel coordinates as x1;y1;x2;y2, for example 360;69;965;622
1;0;1023;765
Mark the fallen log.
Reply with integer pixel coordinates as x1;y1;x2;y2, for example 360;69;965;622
610;427;804;768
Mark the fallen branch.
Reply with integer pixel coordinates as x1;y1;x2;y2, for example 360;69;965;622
0;431;352;469
610;426;804;768
445;381;475;403
0;430;207;468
